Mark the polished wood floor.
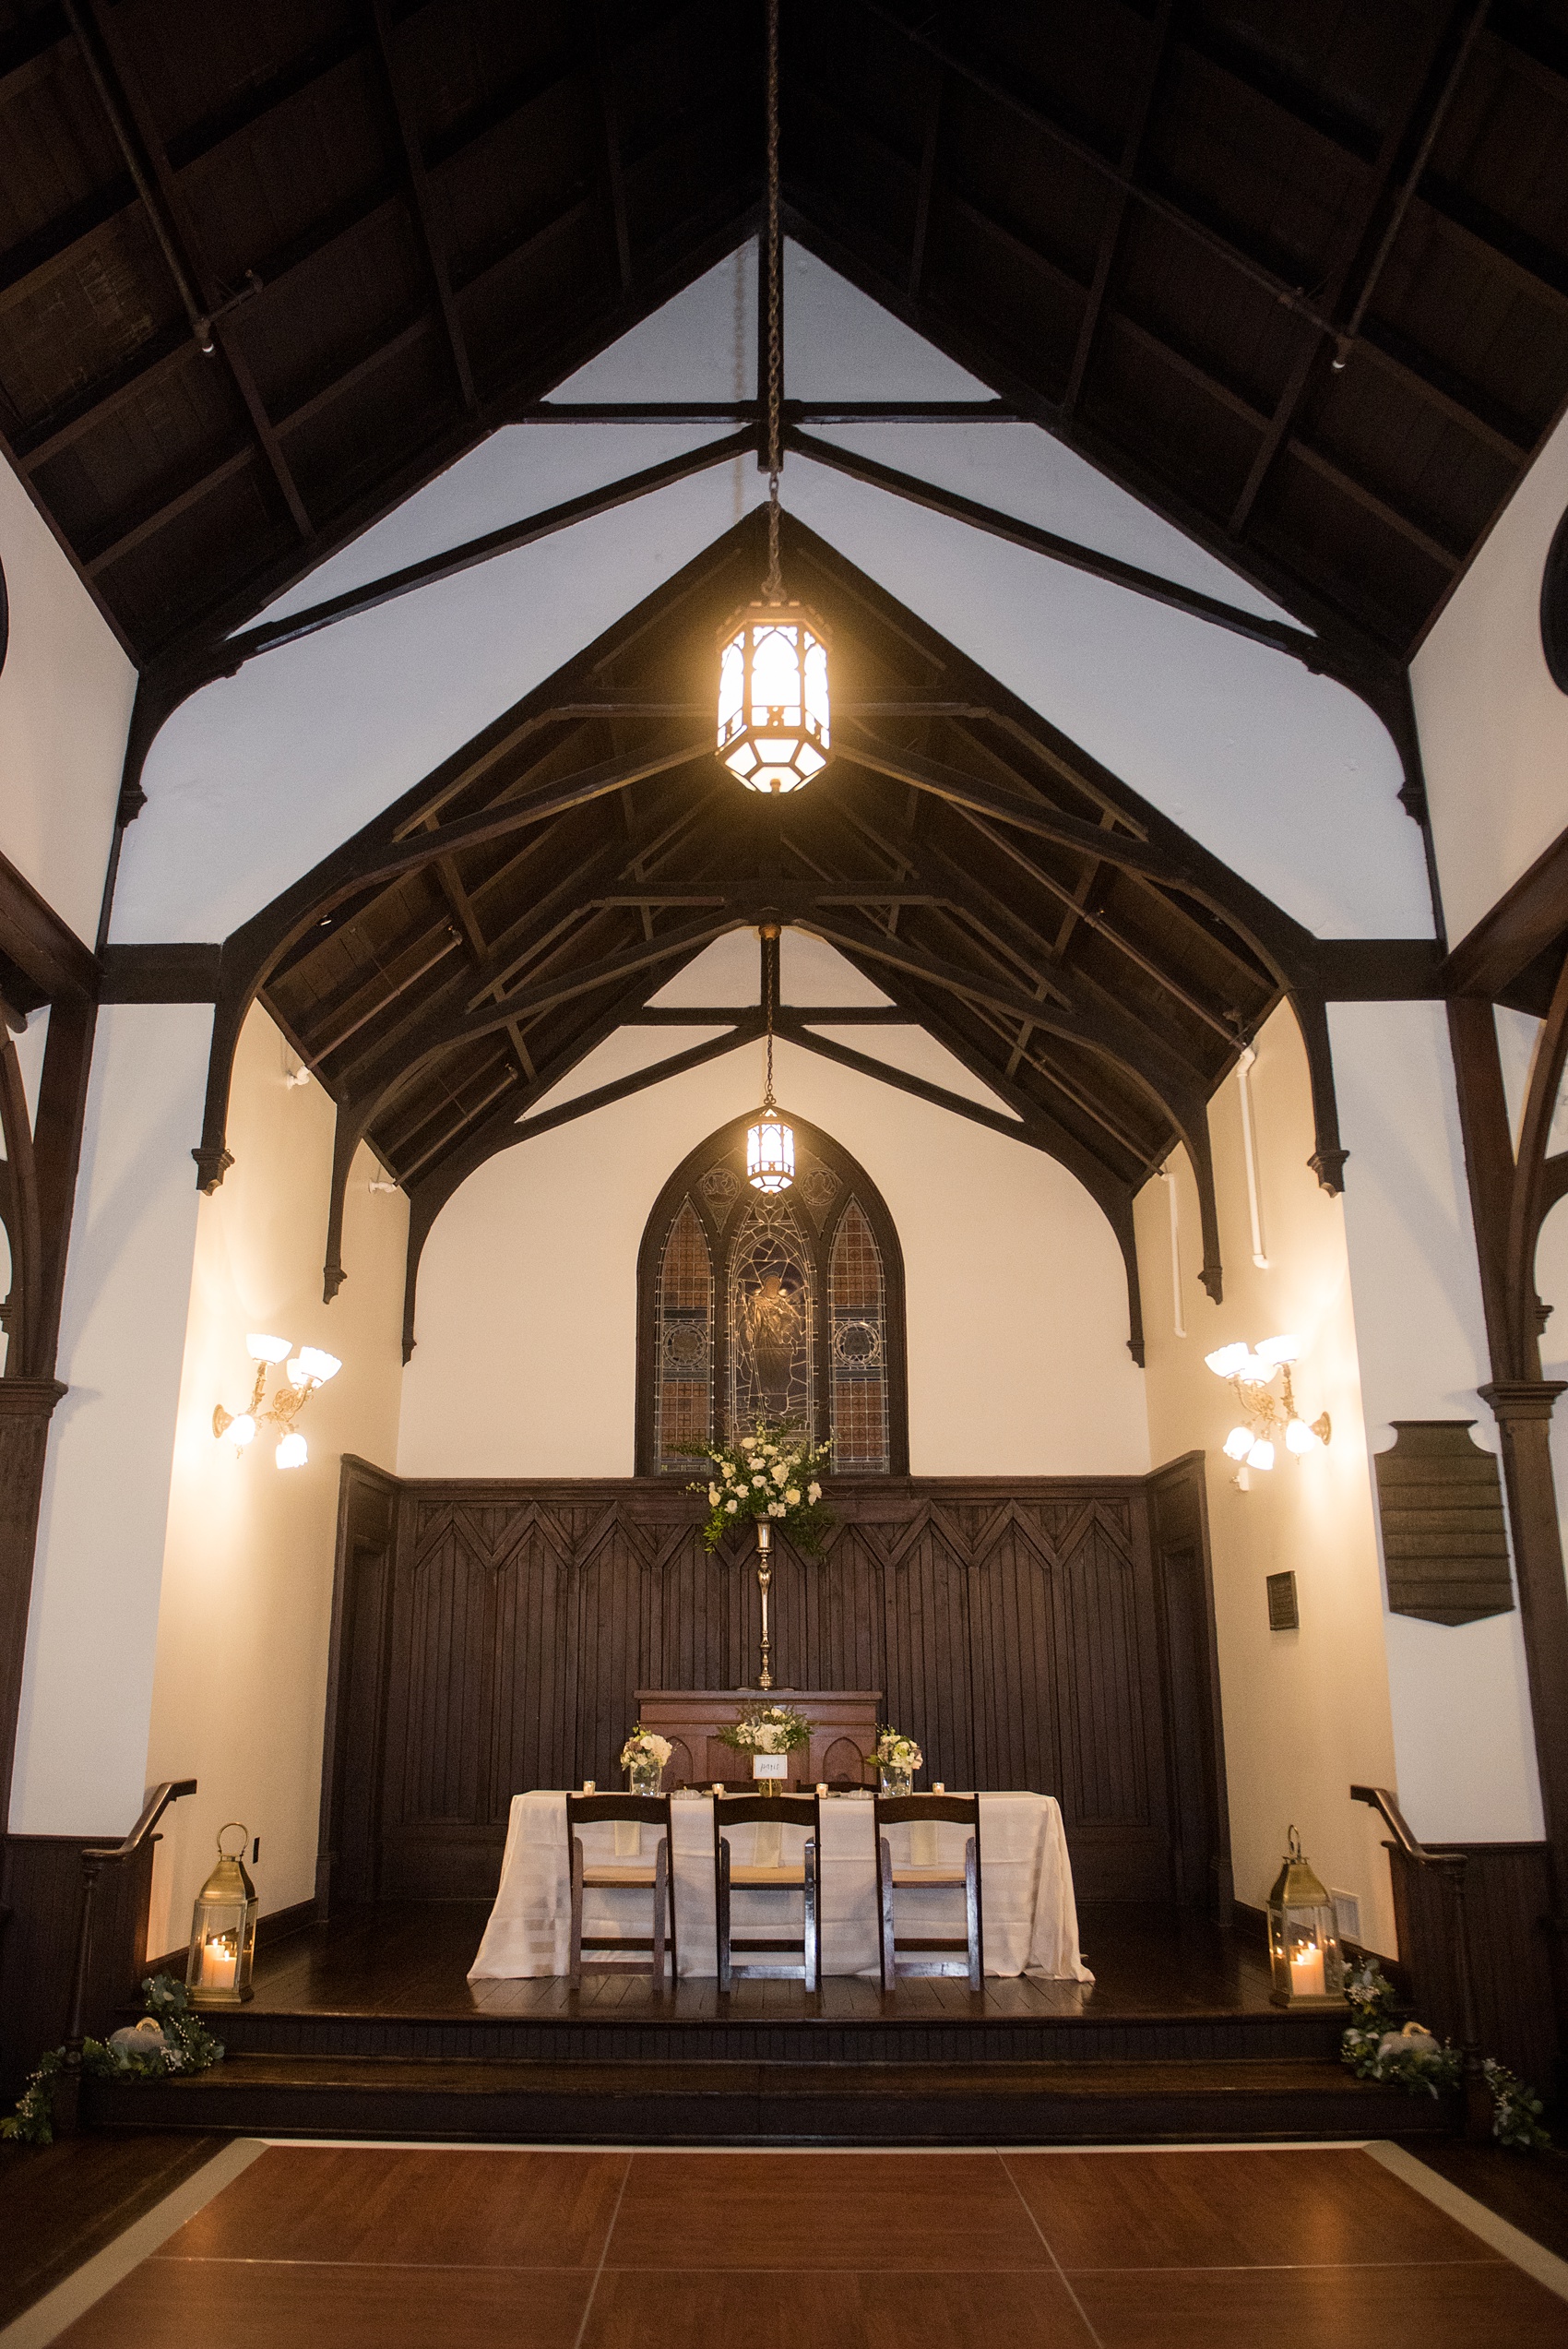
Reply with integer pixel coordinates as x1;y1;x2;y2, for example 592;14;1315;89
247;1899;1280;2021
0;2134;224;2327
50;2141;1568;2347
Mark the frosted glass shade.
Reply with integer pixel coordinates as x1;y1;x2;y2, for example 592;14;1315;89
275;1431;308;1469
245;1332;291;1363
746;1114;795;1193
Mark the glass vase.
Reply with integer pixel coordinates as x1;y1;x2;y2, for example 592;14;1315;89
628;1757;662;1795
879;1765;913;1797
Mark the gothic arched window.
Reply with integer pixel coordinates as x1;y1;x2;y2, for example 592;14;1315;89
637;1113;907;1476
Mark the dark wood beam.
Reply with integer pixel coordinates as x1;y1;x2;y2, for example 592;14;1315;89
1443;830;1568;1001
592;2;634;294
510;1017;761;1143
1062;0;1172;421
782;433;1321;667
907;61;943;301
370;0;477;411
1228;3;1482;534
511;400;1022;422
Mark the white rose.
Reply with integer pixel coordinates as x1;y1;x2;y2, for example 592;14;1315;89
752;1474;766;1487
772;1461;789;1485
708;1484;720;1505
725;1499;738;1513
807;1481;822;1503
785;1487;801;1505
767;1500;784;1517
763;1444;777;1457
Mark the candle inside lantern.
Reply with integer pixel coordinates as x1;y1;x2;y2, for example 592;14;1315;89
203;1934;238;1991
1289;1938;1325;1997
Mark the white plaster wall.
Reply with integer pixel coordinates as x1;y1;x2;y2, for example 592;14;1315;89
398;961;1147;1479
1413;403;1568;948
1329;999;1542;1845
1134;1002;1402;1956
0;458;136;943
9;1004;210;1834
142;1006;407;1956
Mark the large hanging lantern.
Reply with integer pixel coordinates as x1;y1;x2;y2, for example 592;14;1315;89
1266;1826;1346;2009
185;1821;258;2007
716;0;831;799
717;602;831;793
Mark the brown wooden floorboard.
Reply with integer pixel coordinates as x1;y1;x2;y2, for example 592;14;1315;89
1402;2140;1568;2264
0;2132;225;2326
46;2145;1568;2349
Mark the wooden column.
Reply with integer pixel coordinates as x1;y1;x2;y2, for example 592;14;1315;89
1479;1380;1568;1875
0;1379;68;1830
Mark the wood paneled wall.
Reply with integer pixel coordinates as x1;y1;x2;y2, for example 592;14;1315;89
322;1456;1228;1912
0;1834;154;2096
1386;1839;1560;2092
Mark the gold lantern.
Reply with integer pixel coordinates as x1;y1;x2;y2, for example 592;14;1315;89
716;603;831;794
1266;1826;1346;2009
186;1822;258;2007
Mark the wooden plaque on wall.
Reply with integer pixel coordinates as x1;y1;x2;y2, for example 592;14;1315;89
1372;1420;1514;1626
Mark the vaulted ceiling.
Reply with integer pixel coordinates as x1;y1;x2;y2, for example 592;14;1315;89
4;0;1568;677
156;511;1430;1359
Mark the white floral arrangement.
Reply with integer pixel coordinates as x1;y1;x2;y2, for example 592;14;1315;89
682;1420;833;1555
876;1726;923;1773
620;1727;673;1771
718;1702;814;1756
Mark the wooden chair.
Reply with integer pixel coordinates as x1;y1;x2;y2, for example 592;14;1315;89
874;1792;983;1992
714;1791;821;1991
565;1792;675;1992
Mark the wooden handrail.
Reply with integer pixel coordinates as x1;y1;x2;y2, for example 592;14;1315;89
1350;1782;1488;2139
82;1778;197;1864
54;1777;198;2139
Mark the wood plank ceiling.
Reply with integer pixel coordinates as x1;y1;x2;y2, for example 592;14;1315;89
2;0;1567;670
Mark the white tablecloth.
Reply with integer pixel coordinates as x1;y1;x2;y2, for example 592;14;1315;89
469;1791;1092;1981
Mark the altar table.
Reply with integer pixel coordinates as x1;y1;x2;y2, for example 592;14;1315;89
468;1791;1092;1982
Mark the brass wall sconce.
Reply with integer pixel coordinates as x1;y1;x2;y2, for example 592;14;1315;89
213;1332;340;1469
1205;1334;1330;1482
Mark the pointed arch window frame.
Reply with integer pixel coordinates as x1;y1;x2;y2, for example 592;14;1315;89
636;1112;909;1478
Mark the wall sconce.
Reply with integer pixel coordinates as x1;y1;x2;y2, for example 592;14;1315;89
1205;1334;1330;1478
213;1331;340;1469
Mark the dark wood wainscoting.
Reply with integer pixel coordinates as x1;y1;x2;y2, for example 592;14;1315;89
0;1835;154;2098
1386;1839;1560;2092
320;1456;1227;1914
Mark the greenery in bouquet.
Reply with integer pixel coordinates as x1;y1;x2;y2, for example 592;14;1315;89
678;1421;834;1555
620;1726;673;1773
876;1726;923;1773
1339;1955;1549;2147
717;1702;814;1756
2;1973;224;2146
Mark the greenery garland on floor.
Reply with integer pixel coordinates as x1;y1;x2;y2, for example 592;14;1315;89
1;1973;224;2146
1340;1956;1550;2151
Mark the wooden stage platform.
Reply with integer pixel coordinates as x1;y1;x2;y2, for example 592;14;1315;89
88;1903;1459;2147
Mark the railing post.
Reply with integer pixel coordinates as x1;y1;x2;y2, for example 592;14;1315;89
51;1854;105;2140
1431;1852;1491;2141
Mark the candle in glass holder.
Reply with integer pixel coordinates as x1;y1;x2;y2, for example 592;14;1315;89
581;1780;595;1794
815;1782;828;1797
1289;1938;1325;1997
932;1783;946;1795
203;1935;238;1992
712;1782;724;1796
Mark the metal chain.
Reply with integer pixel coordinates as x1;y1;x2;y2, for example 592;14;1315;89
764;928;777;1103
763;0;783;602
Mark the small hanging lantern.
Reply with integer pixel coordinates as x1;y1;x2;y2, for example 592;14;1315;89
1266;1825;1346;2009
186;1821;258;2007
715;0;831;799
717;603;831;794
746;923;793;1192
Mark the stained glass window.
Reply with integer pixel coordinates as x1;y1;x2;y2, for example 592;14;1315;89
638;1115;906;1475
728;1195;814;1434
654;1198;712;1470
829;1199;889;1472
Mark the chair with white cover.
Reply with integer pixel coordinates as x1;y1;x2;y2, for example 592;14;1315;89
565;1792;675;1992
713;1791;821;1991
874;1792;983;1992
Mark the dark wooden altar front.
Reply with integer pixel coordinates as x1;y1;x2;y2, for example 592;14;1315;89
319;1457;1229;1917
634;1688;881;1786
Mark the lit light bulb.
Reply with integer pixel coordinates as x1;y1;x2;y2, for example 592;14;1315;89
1205;1342;1251;1378
1223;1426;1254;1461
230;1413;256;1448
245;1332;291;1364
1255;1333;1302;1365
275;1432;308;1470
1246;1438;1276;1471
1286;1418;1322;1455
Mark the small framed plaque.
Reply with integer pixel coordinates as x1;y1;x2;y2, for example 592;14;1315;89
1266;1570;1300;1632
753;1753;788;1780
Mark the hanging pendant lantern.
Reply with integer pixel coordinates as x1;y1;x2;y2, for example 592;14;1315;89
747;923;794;1191
717;602;830;793
717;0;830;797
